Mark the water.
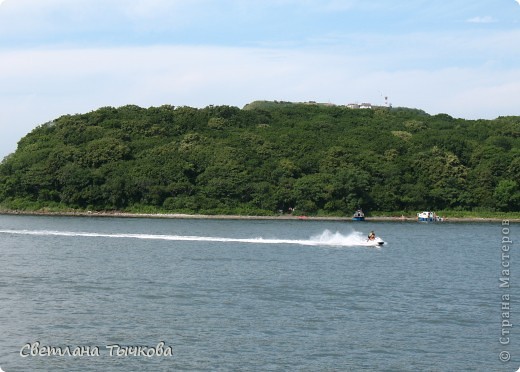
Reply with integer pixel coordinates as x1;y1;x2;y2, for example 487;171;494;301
0;215;517;371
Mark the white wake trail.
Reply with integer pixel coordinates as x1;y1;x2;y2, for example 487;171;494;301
0;229;380;247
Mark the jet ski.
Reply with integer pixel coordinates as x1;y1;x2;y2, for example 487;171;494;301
365;237;385;246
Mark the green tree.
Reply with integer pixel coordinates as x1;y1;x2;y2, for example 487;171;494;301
494;180;520;212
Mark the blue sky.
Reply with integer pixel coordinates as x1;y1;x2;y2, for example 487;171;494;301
1;0;519;158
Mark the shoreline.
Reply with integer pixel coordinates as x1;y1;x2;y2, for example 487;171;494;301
1;209;518;223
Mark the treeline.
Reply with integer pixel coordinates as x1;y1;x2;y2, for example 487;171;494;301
0;101;519;215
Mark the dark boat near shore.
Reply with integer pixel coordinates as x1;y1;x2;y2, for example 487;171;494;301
352;209;365;221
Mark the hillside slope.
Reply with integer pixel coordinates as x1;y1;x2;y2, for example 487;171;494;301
0;102;519;215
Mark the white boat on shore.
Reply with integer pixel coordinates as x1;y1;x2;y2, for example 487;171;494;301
417;211;443;222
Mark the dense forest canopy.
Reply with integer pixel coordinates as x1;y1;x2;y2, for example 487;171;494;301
0;101;519;215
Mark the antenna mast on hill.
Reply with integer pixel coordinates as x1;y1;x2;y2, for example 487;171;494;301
380;92;392;108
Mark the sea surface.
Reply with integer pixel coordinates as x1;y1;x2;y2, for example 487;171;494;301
0;214;517;371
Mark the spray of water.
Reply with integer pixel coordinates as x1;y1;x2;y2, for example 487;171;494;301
309;229;373;246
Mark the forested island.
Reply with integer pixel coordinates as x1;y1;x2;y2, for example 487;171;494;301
0;101;519;217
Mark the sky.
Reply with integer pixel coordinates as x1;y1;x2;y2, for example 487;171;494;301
0;0;519;158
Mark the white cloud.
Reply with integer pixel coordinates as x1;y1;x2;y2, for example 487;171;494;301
0;42;519;159
467;16;497;23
